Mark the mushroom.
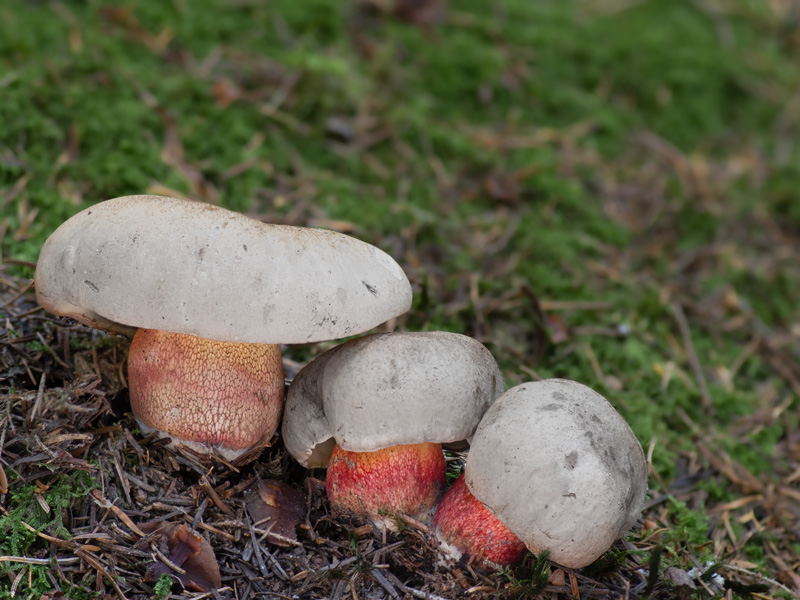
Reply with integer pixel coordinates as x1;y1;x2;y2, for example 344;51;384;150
35;195;412;459
432;379;648;569
281;331;503;530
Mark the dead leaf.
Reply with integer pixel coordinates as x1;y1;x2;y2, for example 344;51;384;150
483;172;522;205
245;480;306;547
98;6;174;52
664;566;697;589
777;570;800;594
548;568;566;586
212;79;241;108
137;522;221;592
393;0;447;27
545;312;570;344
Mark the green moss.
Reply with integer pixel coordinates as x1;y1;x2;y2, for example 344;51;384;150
152;573;175;600
660;498;715;563
0;472;99;597
0;472;96;561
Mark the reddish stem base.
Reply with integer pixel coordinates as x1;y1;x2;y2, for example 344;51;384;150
432;473;526;568
326;442;446;530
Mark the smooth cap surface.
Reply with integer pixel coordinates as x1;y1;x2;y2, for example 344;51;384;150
35;195;412;343
282;331;504;467
466;379;648;569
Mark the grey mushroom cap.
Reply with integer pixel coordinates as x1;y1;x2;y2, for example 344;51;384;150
465;379;648;569
34;195;412;343
282;331;504;468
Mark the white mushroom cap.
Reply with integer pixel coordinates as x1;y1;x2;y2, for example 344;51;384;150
34;195;412;343
465;379;648;569
282;332;504;467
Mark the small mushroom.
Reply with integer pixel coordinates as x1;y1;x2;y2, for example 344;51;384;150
35;195;412;459
432;379;648;569
282;331;503;530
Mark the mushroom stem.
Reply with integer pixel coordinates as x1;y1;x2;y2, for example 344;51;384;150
326;442;446;531
128;329;285;460
431;473;526;568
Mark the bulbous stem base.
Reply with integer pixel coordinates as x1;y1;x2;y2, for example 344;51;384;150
432;473;526;568
128;328;284;459
326;442;447;531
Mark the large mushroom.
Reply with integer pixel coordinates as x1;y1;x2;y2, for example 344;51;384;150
35;195;412;460
281;331;503;530
432;379;648;569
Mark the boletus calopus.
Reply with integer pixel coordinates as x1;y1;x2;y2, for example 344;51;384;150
281;331;503;531
432;379;648;569
35;195;412;460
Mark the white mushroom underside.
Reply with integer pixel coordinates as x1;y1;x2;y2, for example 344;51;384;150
136;418;249;462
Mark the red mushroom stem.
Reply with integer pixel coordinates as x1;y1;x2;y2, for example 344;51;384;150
431;473;526;568
128;328;285;457
326;442;447;530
